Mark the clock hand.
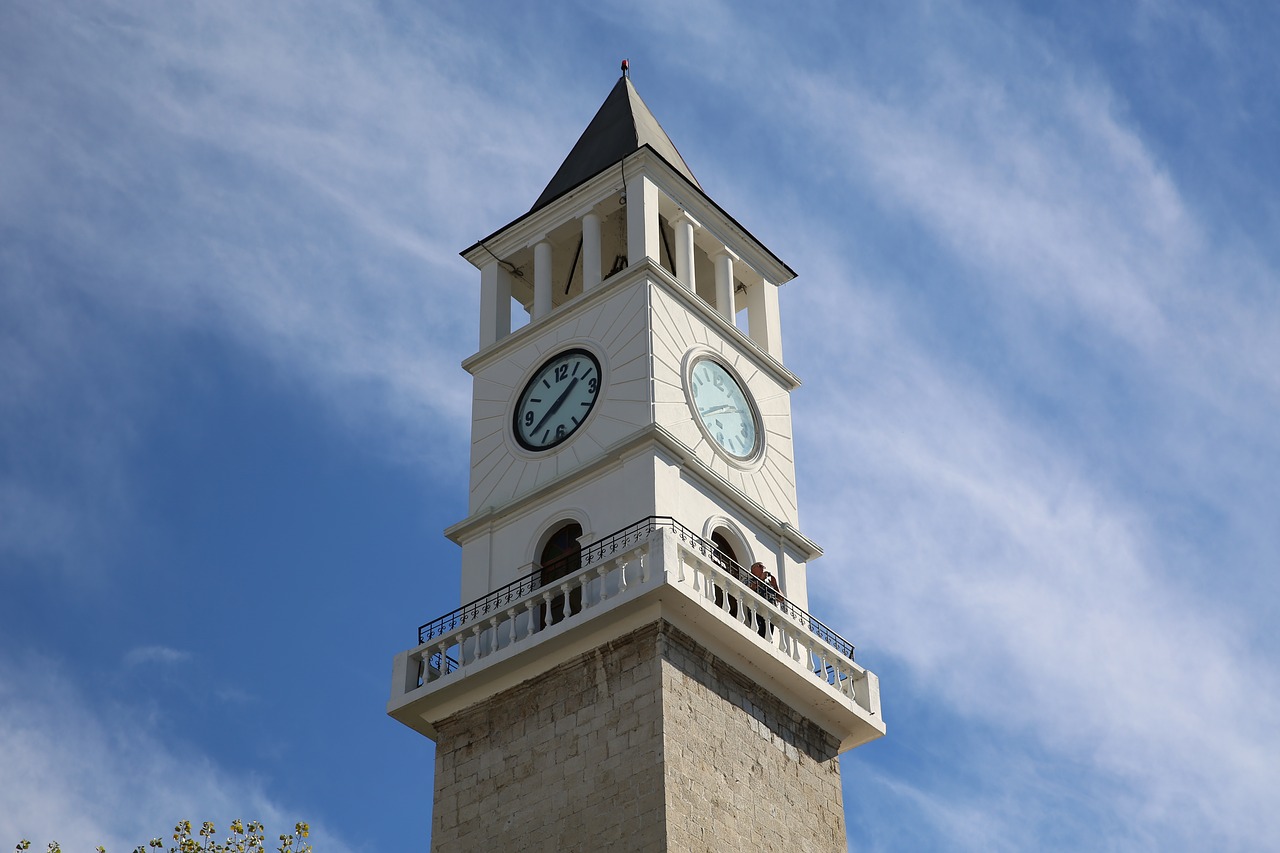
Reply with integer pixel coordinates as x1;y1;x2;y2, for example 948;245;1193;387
532;376;579;433
699;404;738;416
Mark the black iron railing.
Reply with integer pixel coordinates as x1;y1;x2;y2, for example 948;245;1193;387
416;516;856;660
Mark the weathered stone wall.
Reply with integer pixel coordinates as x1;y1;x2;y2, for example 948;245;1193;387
429;620;846;852
430;622;668;852
659;624;846;851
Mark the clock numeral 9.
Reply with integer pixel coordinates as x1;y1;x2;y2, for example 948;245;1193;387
524;411;534;427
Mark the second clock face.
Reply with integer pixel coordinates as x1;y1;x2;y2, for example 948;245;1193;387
689;357;759;460
513;349;602;451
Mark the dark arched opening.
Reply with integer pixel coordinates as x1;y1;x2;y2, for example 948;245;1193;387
710;530;740;617
539;521;583;626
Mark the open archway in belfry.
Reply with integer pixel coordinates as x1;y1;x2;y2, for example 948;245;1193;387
539;520;583;625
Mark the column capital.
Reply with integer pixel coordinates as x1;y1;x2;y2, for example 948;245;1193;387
712;246;740;263
672;209;702;230
572;203;606;221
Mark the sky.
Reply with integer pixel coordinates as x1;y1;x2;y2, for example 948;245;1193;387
2;1;1278;850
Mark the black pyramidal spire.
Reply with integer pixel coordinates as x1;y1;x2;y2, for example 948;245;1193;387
530;75;701;213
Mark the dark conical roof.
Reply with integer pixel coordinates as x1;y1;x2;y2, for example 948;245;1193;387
530;76;701;213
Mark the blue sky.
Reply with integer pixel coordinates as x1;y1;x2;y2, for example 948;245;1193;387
2;1;1278;850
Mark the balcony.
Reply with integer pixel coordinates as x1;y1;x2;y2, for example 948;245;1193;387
388;517;884;751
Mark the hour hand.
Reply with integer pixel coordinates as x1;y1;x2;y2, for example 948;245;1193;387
699;404;737;416
533;377;579;433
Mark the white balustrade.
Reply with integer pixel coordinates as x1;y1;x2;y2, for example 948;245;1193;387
398;526;877;721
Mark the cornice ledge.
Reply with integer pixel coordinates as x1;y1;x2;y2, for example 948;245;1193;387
444;423;822;562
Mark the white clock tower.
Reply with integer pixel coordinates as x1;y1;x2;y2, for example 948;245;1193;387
389;68;884;851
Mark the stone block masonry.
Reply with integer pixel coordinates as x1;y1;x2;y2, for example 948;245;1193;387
429;620;847;852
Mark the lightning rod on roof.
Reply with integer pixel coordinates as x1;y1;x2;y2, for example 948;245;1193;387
621;58;629;78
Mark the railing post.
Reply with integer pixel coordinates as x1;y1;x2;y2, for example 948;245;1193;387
436;642;450;678
596;564;610;603
525;600;539;639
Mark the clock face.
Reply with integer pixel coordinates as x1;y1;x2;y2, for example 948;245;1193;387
513;349;602;451
689;358;759;460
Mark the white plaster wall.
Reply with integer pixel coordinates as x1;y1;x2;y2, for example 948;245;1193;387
652;454;810;611
457;452;661;603
467;279;652;517
649;284;800;526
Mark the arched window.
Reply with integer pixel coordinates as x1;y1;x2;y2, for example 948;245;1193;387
709;529;741;617
539;521;583;625
710;531;739;570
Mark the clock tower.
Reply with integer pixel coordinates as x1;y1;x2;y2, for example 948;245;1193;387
388;69;885;851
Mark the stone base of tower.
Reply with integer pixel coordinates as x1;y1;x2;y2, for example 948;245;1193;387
429;620;846;852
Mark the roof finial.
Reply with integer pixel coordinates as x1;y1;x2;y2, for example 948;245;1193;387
621;58;630;79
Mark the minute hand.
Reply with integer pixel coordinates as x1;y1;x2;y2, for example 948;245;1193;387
532;377;579;433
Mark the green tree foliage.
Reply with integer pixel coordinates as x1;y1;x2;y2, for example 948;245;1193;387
14;819;311;853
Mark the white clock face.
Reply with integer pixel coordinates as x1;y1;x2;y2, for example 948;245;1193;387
690;358;759;460
513;349;602;451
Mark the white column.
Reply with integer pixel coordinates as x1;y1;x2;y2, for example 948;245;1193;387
478;261;512;348
712;248;738;322
581;211;602;292
625;173;660;269
673;211;699;292
745;276;784;360
533;240;553;320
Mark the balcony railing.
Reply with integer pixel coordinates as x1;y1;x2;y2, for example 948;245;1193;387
392;516;883;749
415;516;856;670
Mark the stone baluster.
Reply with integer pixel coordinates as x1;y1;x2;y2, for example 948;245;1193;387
596;564;610;604
436;642;450;679
616;556;628;593
540;591;554;628
559;582;572;622
525;600;540;639
841;666;857;700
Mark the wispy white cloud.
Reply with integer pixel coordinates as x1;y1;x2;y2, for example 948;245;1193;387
0;2;593;572
804;330;1280;847
123;645;191;668
0;654;353;852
